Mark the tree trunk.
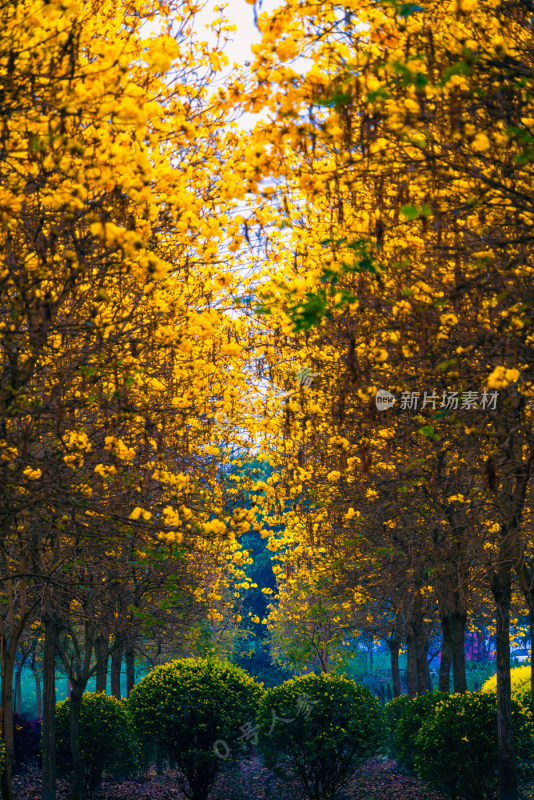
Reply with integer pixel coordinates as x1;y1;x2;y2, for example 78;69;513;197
69;682;85;800
318;651;328;673
415;623;429;696
439;612;452;692
156;744;163;776
0;640;16;800
406;634;417;700
42;613;58;800
415;645;427;695
491;568;518;800
94;634;109;694
125;643;135;698
389;638;401;698
14;663;22;716
110;644;123;699
451;611;467;693
54;618;96;800
33;666;42;719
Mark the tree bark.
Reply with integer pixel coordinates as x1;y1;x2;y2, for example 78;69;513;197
55;618;96;800
110;643;123;699
13;646;29;715
94;634;109;694
1;641;16;800
14;663;22;716
406;633;417;700
439;612;452;692
42;611;58;800
389;638;401;698
33;665;42;720
69;681;85;800
415;641;428;695
491;568;518;800
125;643;135;698
451;611;467;693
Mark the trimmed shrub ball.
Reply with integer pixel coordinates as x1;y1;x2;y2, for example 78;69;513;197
414;689;533;800
128;657;264;800
56;692;137;797
257;672;385;800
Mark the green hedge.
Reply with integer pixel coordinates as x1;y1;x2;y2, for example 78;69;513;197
56;692;137;797
257;673;385;800
414;690;533;800
128;657;263;800
384;695;410;758
393;691;448;772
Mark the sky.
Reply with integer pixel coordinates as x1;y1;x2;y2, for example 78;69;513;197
193;0;279;69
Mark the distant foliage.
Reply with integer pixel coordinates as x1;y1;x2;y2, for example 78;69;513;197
128;657;264;800
481;665;531;712
257;673;385;800
56;693;137;797
414;691;533;800
465;661;496;692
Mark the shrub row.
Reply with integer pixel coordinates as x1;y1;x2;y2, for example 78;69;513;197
51;657;386;800
385;667;533;800
19;660;532;800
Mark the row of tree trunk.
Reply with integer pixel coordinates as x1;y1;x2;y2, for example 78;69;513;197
387;609;469;699
1;614;136;800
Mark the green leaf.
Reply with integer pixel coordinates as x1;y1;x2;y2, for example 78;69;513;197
254;303;272;316
419;425;440;441
367;87;390;102
400;205;420;220
288;291;328;332
440;60;471;87
399;2;423;17
400;204;431;220
316;92;351;108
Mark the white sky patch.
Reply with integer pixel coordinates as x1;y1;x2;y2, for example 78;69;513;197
192;0;314;129
192;0;278;70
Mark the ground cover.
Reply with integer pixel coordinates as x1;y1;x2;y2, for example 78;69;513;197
7;757;462;800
